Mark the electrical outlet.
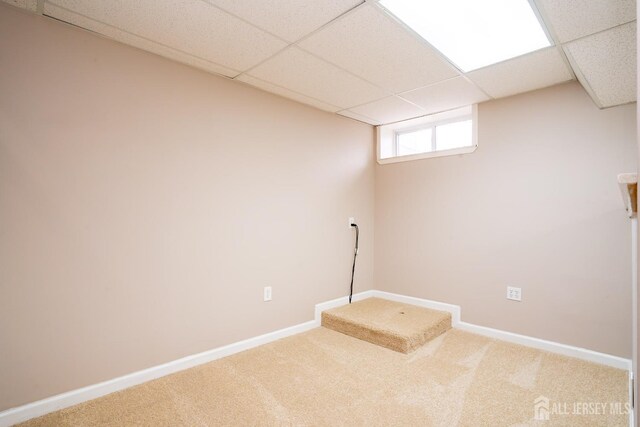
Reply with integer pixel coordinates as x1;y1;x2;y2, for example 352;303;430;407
507;286;522;301
263;286;272;302
348;217;355;227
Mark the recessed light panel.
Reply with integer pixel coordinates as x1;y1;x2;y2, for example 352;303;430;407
379;0;551;72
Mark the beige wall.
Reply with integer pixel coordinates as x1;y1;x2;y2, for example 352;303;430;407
0;5;375;411
375;82;636;358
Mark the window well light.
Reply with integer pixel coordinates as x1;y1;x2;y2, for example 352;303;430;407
378;0;551;72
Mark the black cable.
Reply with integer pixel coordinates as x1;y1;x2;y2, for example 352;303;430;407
349;224;359;304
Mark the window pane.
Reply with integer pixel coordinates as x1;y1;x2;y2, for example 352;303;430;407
380;137;394;159
436;120;472;151
397;128;432;156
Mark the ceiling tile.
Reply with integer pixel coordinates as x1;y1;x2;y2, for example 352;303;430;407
536;0;635;43
206;0;363;43
45;0;287;72
235;74;341;112
247;47;389;109
1;0;37;11
347;96;425;124
564;22;636;107
337;110;381;126
44;3;239;77
298;4;459;94
399;77;489;115
467;47;573;99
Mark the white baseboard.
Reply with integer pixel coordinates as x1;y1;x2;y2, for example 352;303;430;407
0;289;632;426
456;321;631;371
0;317;320;427
370;290;630;371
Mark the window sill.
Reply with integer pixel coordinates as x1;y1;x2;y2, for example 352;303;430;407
377;144;478;165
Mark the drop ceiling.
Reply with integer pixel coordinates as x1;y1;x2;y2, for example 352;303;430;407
3;0;636;125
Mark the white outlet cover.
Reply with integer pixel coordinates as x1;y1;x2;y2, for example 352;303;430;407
348;217;355;226
507;286;522;301
263;286;272;302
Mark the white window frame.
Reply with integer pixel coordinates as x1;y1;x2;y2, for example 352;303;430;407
377;105;478;164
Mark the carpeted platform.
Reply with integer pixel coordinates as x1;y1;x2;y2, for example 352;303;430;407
321;297;452;353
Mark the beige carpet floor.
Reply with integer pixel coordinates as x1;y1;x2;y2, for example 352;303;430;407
19;327;628;426
322;298;452;353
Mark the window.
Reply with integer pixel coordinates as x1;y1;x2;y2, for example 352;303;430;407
397;128;433;156
377;106;477;164
435;120;473;151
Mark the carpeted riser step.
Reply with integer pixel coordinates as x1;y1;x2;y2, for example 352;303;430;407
321;297;452;354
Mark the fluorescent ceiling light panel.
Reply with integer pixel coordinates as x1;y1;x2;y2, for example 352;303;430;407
379;0;551;72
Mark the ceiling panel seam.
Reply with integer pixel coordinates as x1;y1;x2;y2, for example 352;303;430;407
289;47;393;99
559;46;604;109
337;110;380;125
457;74;493;100
371;1;465;76
236;75;342;111
560;20;637;109
363;103;476;126
529;0;577;81
237;45;395;109
290;1;367;45
344;95;426;116
197;0;290;45
42;2;242;77
395;75;493;103
237;2;369;76
561;19;638;45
